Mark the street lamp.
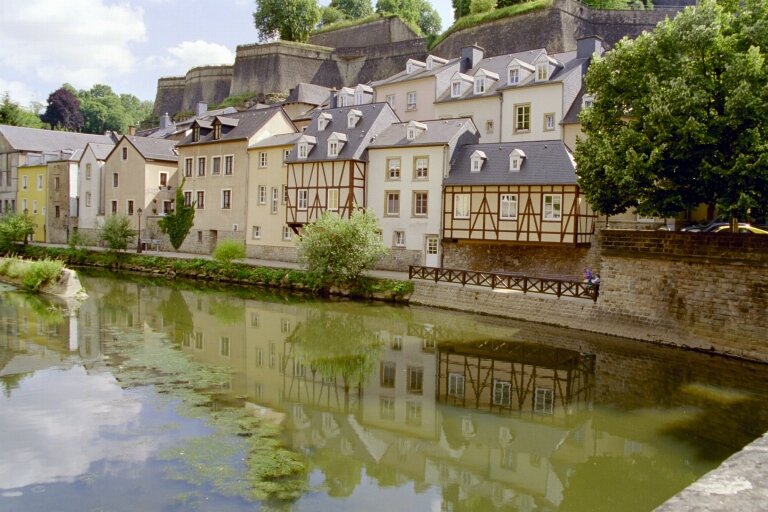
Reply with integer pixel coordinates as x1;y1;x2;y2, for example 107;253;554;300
136;207;143;253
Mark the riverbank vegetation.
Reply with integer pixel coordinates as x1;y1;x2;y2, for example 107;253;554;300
0;256;64;291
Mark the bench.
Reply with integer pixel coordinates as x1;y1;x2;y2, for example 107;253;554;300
140;238;162;251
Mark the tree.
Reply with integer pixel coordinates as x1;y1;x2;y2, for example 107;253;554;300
320;5;347;26
376;0;442;36
157;178;195;250
575;0;768;221
330;0;373;19
452;0;470;21
99;214;135;252
212;239;246;265
297;210;387;291
77;85;154;134
0;213;35;252
41;86;83;131
0;93;44;128
253;0;321;42
469;0;495;14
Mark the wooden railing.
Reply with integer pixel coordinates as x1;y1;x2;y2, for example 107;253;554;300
409;266;599;302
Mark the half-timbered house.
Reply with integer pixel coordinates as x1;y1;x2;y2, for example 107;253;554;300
284;103;400;232
442;141;595;252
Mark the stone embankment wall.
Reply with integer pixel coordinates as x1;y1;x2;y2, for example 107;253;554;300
412;230;768;361
442;241;590;276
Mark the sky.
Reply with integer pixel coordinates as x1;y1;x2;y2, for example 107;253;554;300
0;0;454;108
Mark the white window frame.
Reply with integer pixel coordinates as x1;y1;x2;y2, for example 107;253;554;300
448;373;465;397
534;387;554;414
86;163;92;180
224;155;234;175
298;143;309;159
493;380;511;406
471;156;483;173
297;189;308;210
536;61;549;82
385;94;395;108
510;155;521;171
282;226;292;241
406;91;417;111
451;81;462;98
221;189;232;209
508;66;520;85
387;158;401;180
259;152;267;168
394;230;405;247
414;157;428;179
454;194;470;219
583;94;595;109
252;225;261;239
258;185;266;205
544;112;556;131
543;194;562;221
328;140;339;158
474;76;486;94
500;194;518;220
37;175;43;190
271;187;278;214
22;175;28;190
212;156;221;175
327;188;339;211
386;191;400;216
85;191;92;207
413;191;428;217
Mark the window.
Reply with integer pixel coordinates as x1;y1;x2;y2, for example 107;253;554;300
427;237;438;257
252;226;261;239
298;189;308;210
386;191;400;216
196;191;205;209
500;194;518;220
122;147;128;160
271;187;278;214
192;126;200;142
485;120;494;134
53;176;60;191
474;76;486;94
391;335;402;350
224;155;233;175
184;191;192;207
381;361;396;387
282;149;290;164
160;172;168;187
413;191;428;216
544;112;556;131
184;158;192;177
515;104;530;132
37;175;43;190
113;173;119;187
32;200;38;214
282;185;288;204
21;199;27;213
385;94;395;107
251;313;260;328
328;141;339;157
213;124;221;140
508;66;520;85
534;387;554;414
317;113;330;131
197;157;206;176
86;163;92;180
493;380;511;406
111;200;118;214
258;185;266;205
85;192;92;207
21;175;27;190
407;366;423;394
281;319;291;333
380;397;395;420
448;373;465;397
212;156;221;175
127;200;134;216
220;337;230;357
221;189;231;209
543;194;562;221
451;81;462;98
259;152;267;168
536;61;549;81
406;401;422;426
194;332;203;350
394;230;405;247
406;91;417;111
347;110;361;128
414;157;428;179
282;226;292;241
510;155;521;171
387;158;401;179
298;144;308;159
583;95;595;108
327;189;339;211
472;157;483;173
454;194;470;219
164;200;172;214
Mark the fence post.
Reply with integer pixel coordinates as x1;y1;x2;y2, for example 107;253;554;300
523;277;528;295
557;281;562;298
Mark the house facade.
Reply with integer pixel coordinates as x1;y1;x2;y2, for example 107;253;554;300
77;142;115;239
368;118;479;270
46;153;80;244
16;160;47;242
176;106;295;254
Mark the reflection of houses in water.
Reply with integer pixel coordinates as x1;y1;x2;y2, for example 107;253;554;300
437;340;595;423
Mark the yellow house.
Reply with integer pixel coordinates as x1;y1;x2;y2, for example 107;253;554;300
17;160;47;242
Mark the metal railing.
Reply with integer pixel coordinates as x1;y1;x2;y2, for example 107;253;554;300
409;266;599;302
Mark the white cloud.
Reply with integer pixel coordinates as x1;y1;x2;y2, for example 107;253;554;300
167;40;235;70
0;0;146;89
0;79;37;107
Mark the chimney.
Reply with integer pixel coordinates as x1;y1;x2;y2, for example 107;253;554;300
160;113;172;130
329;88;337;109
577;35;605;60
196;101;208;117
128;126;136;136
460;44;484;73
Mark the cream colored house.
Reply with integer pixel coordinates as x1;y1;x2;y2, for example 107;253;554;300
103;135;179;245
245;132;301;261
368;118;479;270
176;106;296;254
77;142;115;239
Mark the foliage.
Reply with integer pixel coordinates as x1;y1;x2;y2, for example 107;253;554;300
320;5;347;25
253;0;321;42
575;0;768;220
0;212;35;252
580;0;650;8
76;84;153;134
0;257;64;291
297;210;388;291
430;0;551;49
375;0;442;35
41;86;84;131
209;91;259;110
99;214;135;252
173;110;194;122
212;239;246;266
452;0;470;20
331;0;374;19
0;93;44;128
158;178;195;250
470;0;496;14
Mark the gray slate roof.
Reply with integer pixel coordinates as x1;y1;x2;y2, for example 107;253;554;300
178;106;290;147
249;132;301;149
125;135;178;162
285;83;332;106
0;125;115;152
286;102;400;163
446;141;577;186
371;58;460;87
562;86;586;125
369;118;476;148
83;142;116;161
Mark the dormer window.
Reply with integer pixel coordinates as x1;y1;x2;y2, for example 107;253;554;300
347;109;362;128
508;66;520;85
192;126;200;142
473;70;498;95
509;148;526;172
583;94;595;108
536;61;550;82
470;150;487;173
451;81;462;98
450;72;472;98
318;113;332;131
213;124;221;140
297;135;317;159
353;84;372;105
426;55;447;70
298;144;308;158
406;120;427;141
327;132;347;158
354;91;363;105
406;59;425;74
474;76;486;94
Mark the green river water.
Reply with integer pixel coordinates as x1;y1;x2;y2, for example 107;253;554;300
2;270;768;512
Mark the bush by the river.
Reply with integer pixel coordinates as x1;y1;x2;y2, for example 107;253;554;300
0;256;64;291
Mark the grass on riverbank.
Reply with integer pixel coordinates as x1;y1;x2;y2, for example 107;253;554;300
14;245;413;302
0;256;64;291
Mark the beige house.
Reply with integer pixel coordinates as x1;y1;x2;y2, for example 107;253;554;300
245;132;301;261
367;118;479;270
103;136;179;246
78;142;115;238
176;106;295;254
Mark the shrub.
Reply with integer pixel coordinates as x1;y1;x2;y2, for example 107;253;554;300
0;213;35;252
99;214;135;252
21;259;64;291
470;0;495;14
213;239;246;266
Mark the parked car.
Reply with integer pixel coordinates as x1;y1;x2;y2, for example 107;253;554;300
681;220;724;232
711;224;768;234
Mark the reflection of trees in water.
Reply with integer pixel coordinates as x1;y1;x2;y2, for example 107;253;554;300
158;288;193;344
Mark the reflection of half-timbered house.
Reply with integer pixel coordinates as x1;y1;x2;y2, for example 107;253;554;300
284;103;399;232
436;340;594;423
443;141;596;246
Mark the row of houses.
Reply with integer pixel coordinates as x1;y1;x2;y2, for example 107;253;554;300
0;36;656;271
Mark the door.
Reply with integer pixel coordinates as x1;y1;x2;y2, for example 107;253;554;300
425;235;439;267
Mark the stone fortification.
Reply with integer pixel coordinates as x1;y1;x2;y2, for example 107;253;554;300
308;15;420;48
181;66;233;113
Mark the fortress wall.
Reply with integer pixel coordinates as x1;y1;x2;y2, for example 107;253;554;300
180;66;233;113
308;15;420;48
153;77;186;117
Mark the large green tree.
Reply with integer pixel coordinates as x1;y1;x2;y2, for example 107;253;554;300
157;178;195;250
330;0;373;19
0;93;44;128
77;84;153;134
376;0;442;36
575;0;768;221
253;0;321;42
